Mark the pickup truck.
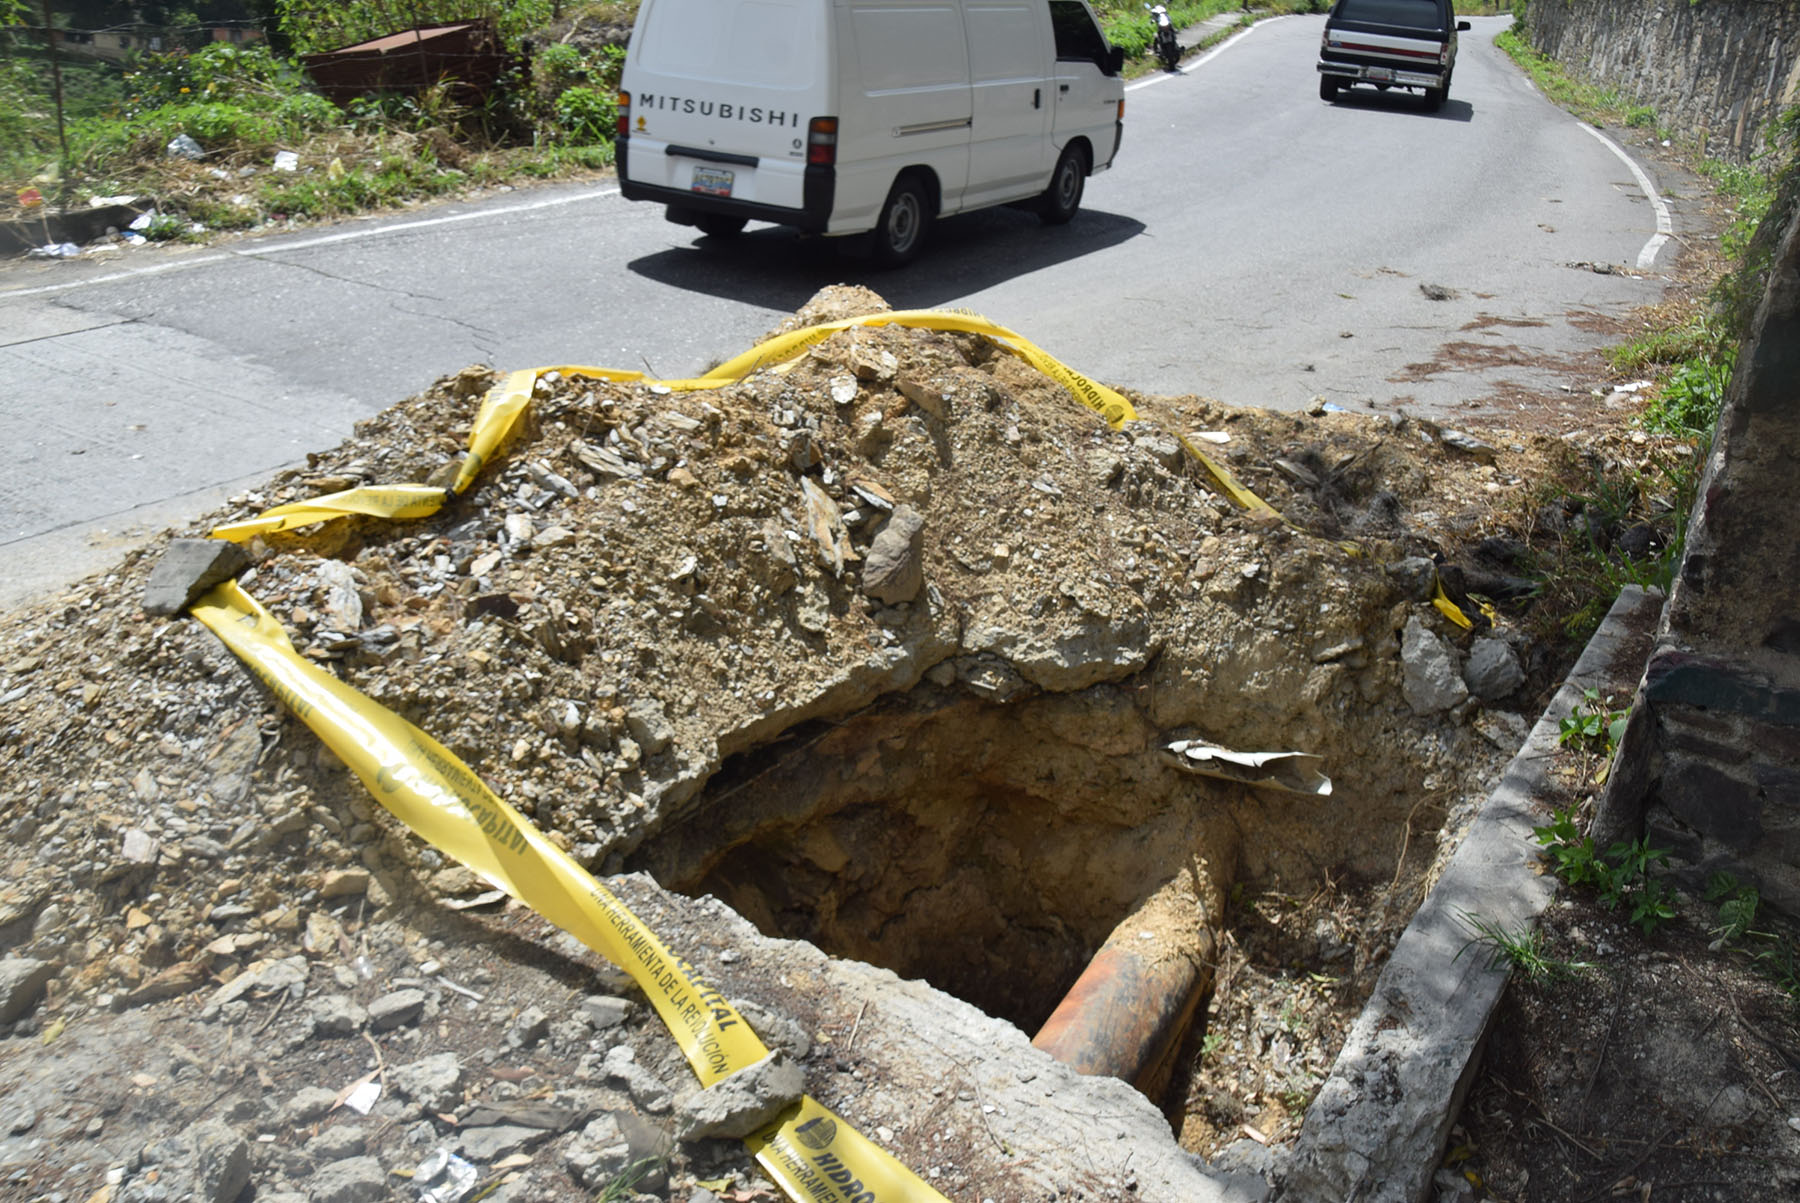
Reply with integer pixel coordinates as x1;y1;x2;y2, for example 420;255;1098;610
1316;0;1471;111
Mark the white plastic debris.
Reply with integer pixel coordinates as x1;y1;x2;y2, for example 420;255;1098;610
413;1148;479;1203
1162;740;1333;797
272;150;299;172
166;134;204;160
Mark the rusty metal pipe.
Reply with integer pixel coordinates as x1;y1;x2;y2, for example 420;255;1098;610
1031;859;1226;1098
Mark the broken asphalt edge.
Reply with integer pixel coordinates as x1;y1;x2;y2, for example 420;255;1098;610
1275;584;1665;1203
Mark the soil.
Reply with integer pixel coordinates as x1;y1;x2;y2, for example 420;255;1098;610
0;123;1785;1203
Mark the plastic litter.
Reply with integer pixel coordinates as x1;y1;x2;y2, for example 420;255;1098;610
412;1149;480;1203
1162;740;1333;797
273;150;299;172
28;242;82;259
128;210;157;231
341;1079;381;1114
166;134;204;161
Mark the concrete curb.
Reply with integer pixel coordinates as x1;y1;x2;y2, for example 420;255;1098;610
1277;585;1665;1203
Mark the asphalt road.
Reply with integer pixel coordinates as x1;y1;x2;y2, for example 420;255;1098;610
0;15;1689;612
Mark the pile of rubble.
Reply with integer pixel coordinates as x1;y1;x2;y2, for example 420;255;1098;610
0;287;1683;1202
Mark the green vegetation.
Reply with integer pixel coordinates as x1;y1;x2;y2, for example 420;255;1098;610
1533;806;1676;936
1706;873;1800;1008
1456;910;1592;982
2;2;628;233
1557;686;1627;754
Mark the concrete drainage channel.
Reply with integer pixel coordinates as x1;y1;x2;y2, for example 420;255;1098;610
622;588;1662;1200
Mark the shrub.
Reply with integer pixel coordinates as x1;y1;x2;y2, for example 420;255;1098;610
553;85;615;144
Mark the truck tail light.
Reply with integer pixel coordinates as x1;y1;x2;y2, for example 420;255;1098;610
807;117;838;166
616;90;630;138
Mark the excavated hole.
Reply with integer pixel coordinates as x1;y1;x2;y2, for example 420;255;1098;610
628;672;1444;1097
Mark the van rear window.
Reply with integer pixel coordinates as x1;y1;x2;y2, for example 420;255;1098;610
636;0;820;88
1334;0;1444;31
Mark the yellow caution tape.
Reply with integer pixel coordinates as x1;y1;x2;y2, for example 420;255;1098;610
451;367;540;497
188;580;950;1203
1432;577;1474;630
211;485;449;542
1173;432;1281;520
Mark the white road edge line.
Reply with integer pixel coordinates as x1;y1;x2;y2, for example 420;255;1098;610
1;184;623;300
1577;124;1673;271
1126;15;1285;91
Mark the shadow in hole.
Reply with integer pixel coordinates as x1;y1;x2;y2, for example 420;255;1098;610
1326;88;1475;123
625;203;1146;313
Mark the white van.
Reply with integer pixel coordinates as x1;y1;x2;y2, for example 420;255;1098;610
615;0;1126;264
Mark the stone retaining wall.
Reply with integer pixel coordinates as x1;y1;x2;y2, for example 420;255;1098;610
1598;193;1800;912
1526;0;1800;160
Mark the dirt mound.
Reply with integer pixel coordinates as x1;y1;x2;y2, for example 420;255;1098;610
0;286;1693;1197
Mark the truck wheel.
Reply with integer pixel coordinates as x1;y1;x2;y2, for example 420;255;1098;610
1319;75;1340;101
1426;71;1451;110
1039;144;1089;226
874;174;930;267
696;214;747;238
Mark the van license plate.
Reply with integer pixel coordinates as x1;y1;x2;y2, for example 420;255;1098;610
692;167;734;197
1366;66;1393;83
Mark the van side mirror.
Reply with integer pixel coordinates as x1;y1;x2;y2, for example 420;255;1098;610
1457;20;1471;30
1107;44;1125;75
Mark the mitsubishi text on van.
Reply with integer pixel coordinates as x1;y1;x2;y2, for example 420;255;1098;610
616;0;1126;264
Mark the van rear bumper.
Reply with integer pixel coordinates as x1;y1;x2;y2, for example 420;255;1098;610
618;137;835;232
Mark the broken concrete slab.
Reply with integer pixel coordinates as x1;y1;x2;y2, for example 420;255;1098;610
1278;586;1664;1203
142;538;249;616
674;1050;805;1141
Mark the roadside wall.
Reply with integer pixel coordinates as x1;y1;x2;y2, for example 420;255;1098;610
1598;193;1800;913
1526;0;1800;160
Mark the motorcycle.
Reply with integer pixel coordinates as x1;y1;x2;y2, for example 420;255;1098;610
1148;4;1179;71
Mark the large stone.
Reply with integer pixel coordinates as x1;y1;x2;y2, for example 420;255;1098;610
282;1086;339;1126
457;1122;553;1162
0;957;54;1024
366;987;425;1031
860;504;926;605
389;1052;463;1113
578;994;632;1031
563;1114;633;1190
307;1155;386;1203
674;1050;804;1141
142;539;249;616
309;994;368;1037
602;1046;673;1113
1462;638;1524;701
190;1120;251;1203
1400;616;1467;714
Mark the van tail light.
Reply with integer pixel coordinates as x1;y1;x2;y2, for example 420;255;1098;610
1117;98;1126;120
616;90;630;138
807;117;838;166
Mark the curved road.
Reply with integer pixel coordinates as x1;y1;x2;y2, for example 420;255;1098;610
0;15;1694;608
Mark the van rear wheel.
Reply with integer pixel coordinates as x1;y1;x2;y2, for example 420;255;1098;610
874;174;930;267
1039;144;1088;226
